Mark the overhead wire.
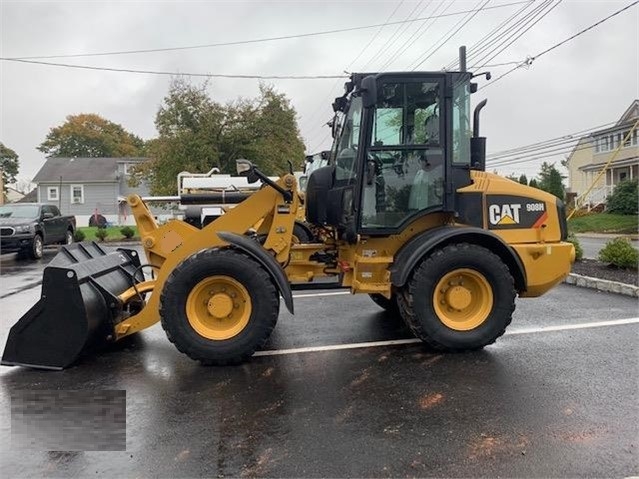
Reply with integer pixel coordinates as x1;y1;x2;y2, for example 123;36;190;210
444;0;534;70
471;0;562;70
0;58;349;79
487;120;636;168
378;0;452;72
359;0;426;72
305;0;406;129
459;0;553;69
409;0;492;70
6;1;532;60
479;0;639;89
375;0;436;72
305;1;408;152
487;120;617;159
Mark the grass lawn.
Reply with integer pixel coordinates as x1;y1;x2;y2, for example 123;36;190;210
77;226;140;242
568;213;638;234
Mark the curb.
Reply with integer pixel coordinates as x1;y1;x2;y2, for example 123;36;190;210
575;233;638;240
564;273;639;297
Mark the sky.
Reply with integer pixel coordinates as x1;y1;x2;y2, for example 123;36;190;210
1;0;638;189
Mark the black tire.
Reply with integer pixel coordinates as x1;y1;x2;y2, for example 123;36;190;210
29;234;44;260
160;248;280;365
369;293;400;317
397;243;516;351
293;222;312;243
64;229;74;245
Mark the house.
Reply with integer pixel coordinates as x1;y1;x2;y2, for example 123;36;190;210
32;157;171;226
567;100;639;208
3;186;25;203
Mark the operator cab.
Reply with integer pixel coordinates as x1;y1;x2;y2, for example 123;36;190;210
306;71;479;240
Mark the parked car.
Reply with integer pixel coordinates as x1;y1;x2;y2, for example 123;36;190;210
0;203;76;259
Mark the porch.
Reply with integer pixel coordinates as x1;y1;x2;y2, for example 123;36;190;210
578;158;638;209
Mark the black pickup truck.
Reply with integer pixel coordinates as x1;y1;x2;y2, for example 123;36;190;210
0;203;76;259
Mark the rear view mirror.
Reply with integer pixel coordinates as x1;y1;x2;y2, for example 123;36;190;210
42;212;54;219
235;159;259;184
236;159;253;175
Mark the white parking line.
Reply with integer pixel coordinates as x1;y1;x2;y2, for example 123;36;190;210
293;291;351;298
254;317;639;357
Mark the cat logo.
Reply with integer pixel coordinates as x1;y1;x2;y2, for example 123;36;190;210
489;204;521;226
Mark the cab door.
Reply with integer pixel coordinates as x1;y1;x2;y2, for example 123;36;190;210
357;74;447;234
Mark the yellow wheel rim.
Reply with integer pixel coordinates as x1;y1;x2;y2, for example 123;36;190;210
186;275;252;340
433;269;493;331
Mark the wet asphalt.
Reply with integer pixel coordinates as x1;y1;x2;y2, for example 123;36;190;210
578;235;639;259
0;246;638;477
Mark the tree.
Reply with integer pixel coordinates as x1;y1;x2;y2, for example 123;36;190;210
518;174;528;185
0;143;19;194
529;178;539;188
38;114;144;158
505;174;519;182
537;162;565;200
136;79;306;195
607;179;638;215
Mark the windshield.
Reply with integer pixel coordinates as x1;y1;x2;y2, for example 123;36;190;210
0;205;40;219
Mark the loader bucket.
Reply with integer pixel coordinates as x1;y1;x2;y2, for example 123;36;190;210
1;242;142;370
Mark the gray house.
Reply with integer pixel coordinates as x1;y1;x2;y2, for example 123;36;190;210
32;157;167;227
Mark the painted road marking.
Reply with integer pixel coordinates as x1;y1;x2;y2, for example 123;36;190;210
293;291;351;298
254;317;639;357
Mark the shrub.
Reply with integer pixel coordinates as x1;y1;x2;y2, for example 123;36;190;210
598;237;639;269
73;229;86;242
120;226;135;239
567;232;583;262
607;179;638;215
95;228;109;242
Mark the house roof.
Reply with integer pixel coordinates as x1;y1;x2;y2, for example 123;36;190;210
17;188;37;203
617;99;639;125
32;157;148;183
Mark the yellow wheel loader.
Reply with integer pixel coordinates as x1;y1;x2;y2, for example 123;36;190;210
2;69;575;369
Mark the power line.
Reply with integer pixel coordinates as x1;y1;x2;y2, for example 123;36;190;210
7;1;531;61
376;0;437;72
304;1;407;149
410;0;492;70
480;0;639;89
461;0;551;68
487;121;636;167
0;58;349;79
379;0;452;72
487;120;617;158
471;0;562;71
360;0;427;72
445;0;534;70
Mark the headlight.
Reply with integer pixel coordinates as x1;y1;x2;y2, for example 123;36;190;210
14;225;31;233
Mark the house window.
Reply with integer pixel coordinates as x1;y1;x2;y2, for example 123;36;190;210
70;184;84;204
47;186;59;201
